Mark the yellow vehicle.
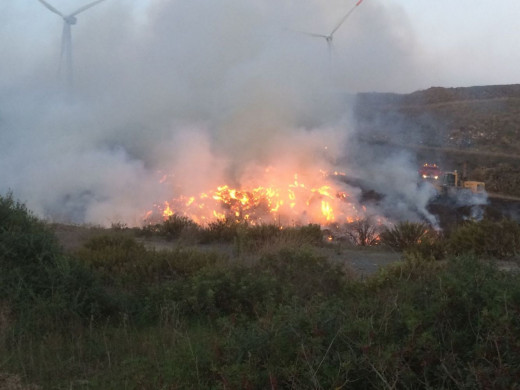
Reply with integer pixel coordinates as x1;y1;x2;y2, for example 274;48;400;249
437;170;486;196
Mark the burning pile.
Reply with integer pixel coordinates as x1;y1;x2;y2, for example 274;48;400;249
146;168;367;227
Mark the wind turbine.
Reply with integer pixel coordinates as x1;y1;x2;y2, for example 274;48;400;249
303;0;365;60
37;0;108;89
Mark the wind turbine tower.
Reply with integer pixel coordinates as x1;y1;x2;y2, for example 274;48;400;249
37;0;108;90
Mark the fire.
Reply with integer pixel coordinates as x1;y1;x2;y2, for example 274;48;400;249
148;169;366;226
321;201;334;222
163;201;174;218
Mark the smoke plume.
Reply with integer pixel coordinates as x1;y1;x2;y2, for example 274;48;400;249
1;0;440;226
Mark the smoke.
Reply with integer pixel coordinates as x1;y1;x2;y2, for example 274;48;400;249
456;191;488;222
1;0;440;226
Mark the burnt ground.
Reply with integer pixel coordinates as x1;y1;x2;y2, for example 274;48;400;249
426;195;520;233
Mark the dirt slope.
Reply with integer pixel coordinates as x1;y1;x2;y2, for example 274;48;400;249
355;84;520;197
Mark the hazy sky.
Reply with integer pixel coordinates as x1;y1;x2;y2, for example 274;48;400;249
390;0;520;89
2;0;518;93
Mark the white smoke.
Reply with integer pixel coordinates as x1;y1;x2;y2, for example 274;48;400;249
1;0;441;226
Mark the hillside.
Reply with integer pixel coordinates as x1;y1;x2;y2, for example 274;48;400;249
354;84;520;196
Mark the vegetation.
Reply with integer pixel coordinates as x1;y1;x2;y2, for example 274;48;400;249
2;194;520;388
447;218;520;258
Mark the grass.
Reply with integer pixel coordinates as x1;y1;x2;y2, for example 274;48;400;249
2;194;520;388
5;254;520;389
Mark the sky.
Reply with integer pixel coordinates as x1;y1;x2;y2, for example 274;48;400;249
0;0;515;226
2;0;519;93
389;0;520;89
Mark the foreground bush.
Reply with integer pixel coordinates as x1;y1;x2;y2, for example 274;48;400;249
206;256;520;389
5;249;520;388
0;194;61;298
141;248;350;323
3;197;520;388
0;194;113;329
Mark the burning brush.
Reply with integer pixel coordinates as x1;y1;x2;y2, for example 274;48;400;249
145;168;370;227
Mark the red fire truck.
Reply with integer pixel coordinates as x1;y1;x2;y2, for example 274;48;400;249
419;163;441;181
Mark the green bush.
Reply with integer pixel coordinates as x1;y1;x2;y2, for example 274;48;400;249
5;196;520;388
198;218;243;243
380;221;435;252
173;265;278;318
448;218;520;258
77;235;226;287
147;248;349;320
0;194;63;301
286;223;323;246
257;248;349;301
161;214;199;239
208;255;520;389
0;194;60;277
0;194;116;329
240;223;323;252
138;215;200;240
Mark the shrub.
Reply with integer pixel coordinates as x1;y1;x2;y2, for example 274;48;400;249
288;223;323;246
344;218;380;246
447;218;520;258
0;194;61;270
137;215;200;240
243;224;281;245
76;235;226;287
198;218;243;243
257;248;350;301
83;234;145;252
151;248;350;320
379;221;434;252
0;193;62;301
161;214;199;239
0;194;116;328
241;223;323;253
174;265;278;318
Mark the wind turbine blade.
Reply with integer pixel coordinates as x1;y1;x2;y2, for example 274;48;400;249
69;0;108;17
37;0;64;17
295;30;329;39
329;0;364;37
307;32;329;39
329;9;355;36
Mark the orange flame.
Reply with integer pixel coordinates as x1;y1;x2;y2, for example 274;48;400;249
148;169;367;226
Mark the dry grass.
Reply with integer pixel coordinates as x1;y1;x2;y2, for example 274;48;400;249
49;223;131;253
0;373;40;390
0;301;11;342
249;232;316;257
